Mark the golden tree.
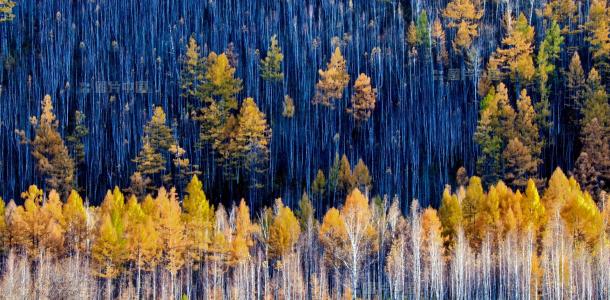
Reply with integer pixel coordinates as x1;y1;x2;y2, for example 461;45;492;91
353;158;372;192
312;47;350;108
180;36;204;100
347;73;377;121
182;175;214;263
586;0;610;71
494;13;536;83
155;187;187;277
202;52;243;114
268;199;301;260
439;186;463;250
230;199;259;265
92;211;127;298
260;35;284;82
234;97;272;176
319;188;377;296
17;95;75;196
0;0;16;22
443;0;483;52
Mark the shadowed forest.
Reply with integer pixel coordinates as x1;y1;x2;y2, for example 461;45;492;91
0;0;609;298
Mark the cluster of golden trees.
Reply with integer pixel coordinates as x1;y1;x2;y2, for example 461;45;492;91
1;165;609;298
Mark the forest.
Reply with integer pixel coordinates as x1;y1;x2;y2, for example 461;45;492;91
0;0;609;298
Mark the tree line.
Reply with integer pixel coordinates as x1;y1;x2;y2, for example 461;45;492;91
0;167;609;299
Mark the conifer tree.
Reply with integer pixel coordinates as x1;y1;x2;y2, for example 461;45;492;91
515;89;542;161
282;95;295;118
347;73;377;121
407;21;418;48
313;47;350;108
0;0;16;22
536;21;563;131
586;0;610;73
133;138;166;179
10;185;46;256
416;10;430;48
155;187;186;277
353;158;372;192
522;179;545;230
17;95;75;196
439;186;463;250
231;199;259;265
201;52;243;114
573;152;602;200
312;169;327;198
543;0;578;29
580;118;610;188
182;175;214;263
566;52;587;113
296;192;315;230
234;97;272;179
442;0;483;52
269;199;301;259
338;154;355;193
144;106;175;152
260;35;284;82
92;212;126;285
431;17;449;64
66;110;89;166
180;36;204;100
63;190;88;254
502;138;539;191
461;177;485;247
495;13;536;83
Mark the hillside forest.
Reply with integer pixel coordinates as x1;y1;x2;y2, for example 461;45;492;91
0;0;609;299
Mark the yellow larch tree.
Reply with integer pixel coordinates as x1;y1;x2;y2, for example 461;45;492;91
443;0;483;52
63;190;88;254
347;73;377;121
268;198;301;260
182;175;214;264
313;47;350;108
494;13;536;83
155;187;187;277
439;186;463;250
230;199;259;265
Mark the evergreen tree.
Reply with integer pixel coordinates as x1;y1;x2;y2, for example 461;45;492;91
573;152;602;200
234;97;272;180
431;17;449;64
347;73;377;121
536;21;563;131
66;110;89;166
580;118;610;188
182;175;214;263
416;10;430;48
586;0;610;73
439;187;462;250
312;169;327;198
353;158;372;193
282;95;295;118
180;36;204;101
17;95;75;196
313;47;350;108
260;35;284;82
443;0;483;52
338;154;355;193
502;138;539;191
516;89;542;161
495;13;536;83
63;190;88;254
268;199;300;260
566;52;586;113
